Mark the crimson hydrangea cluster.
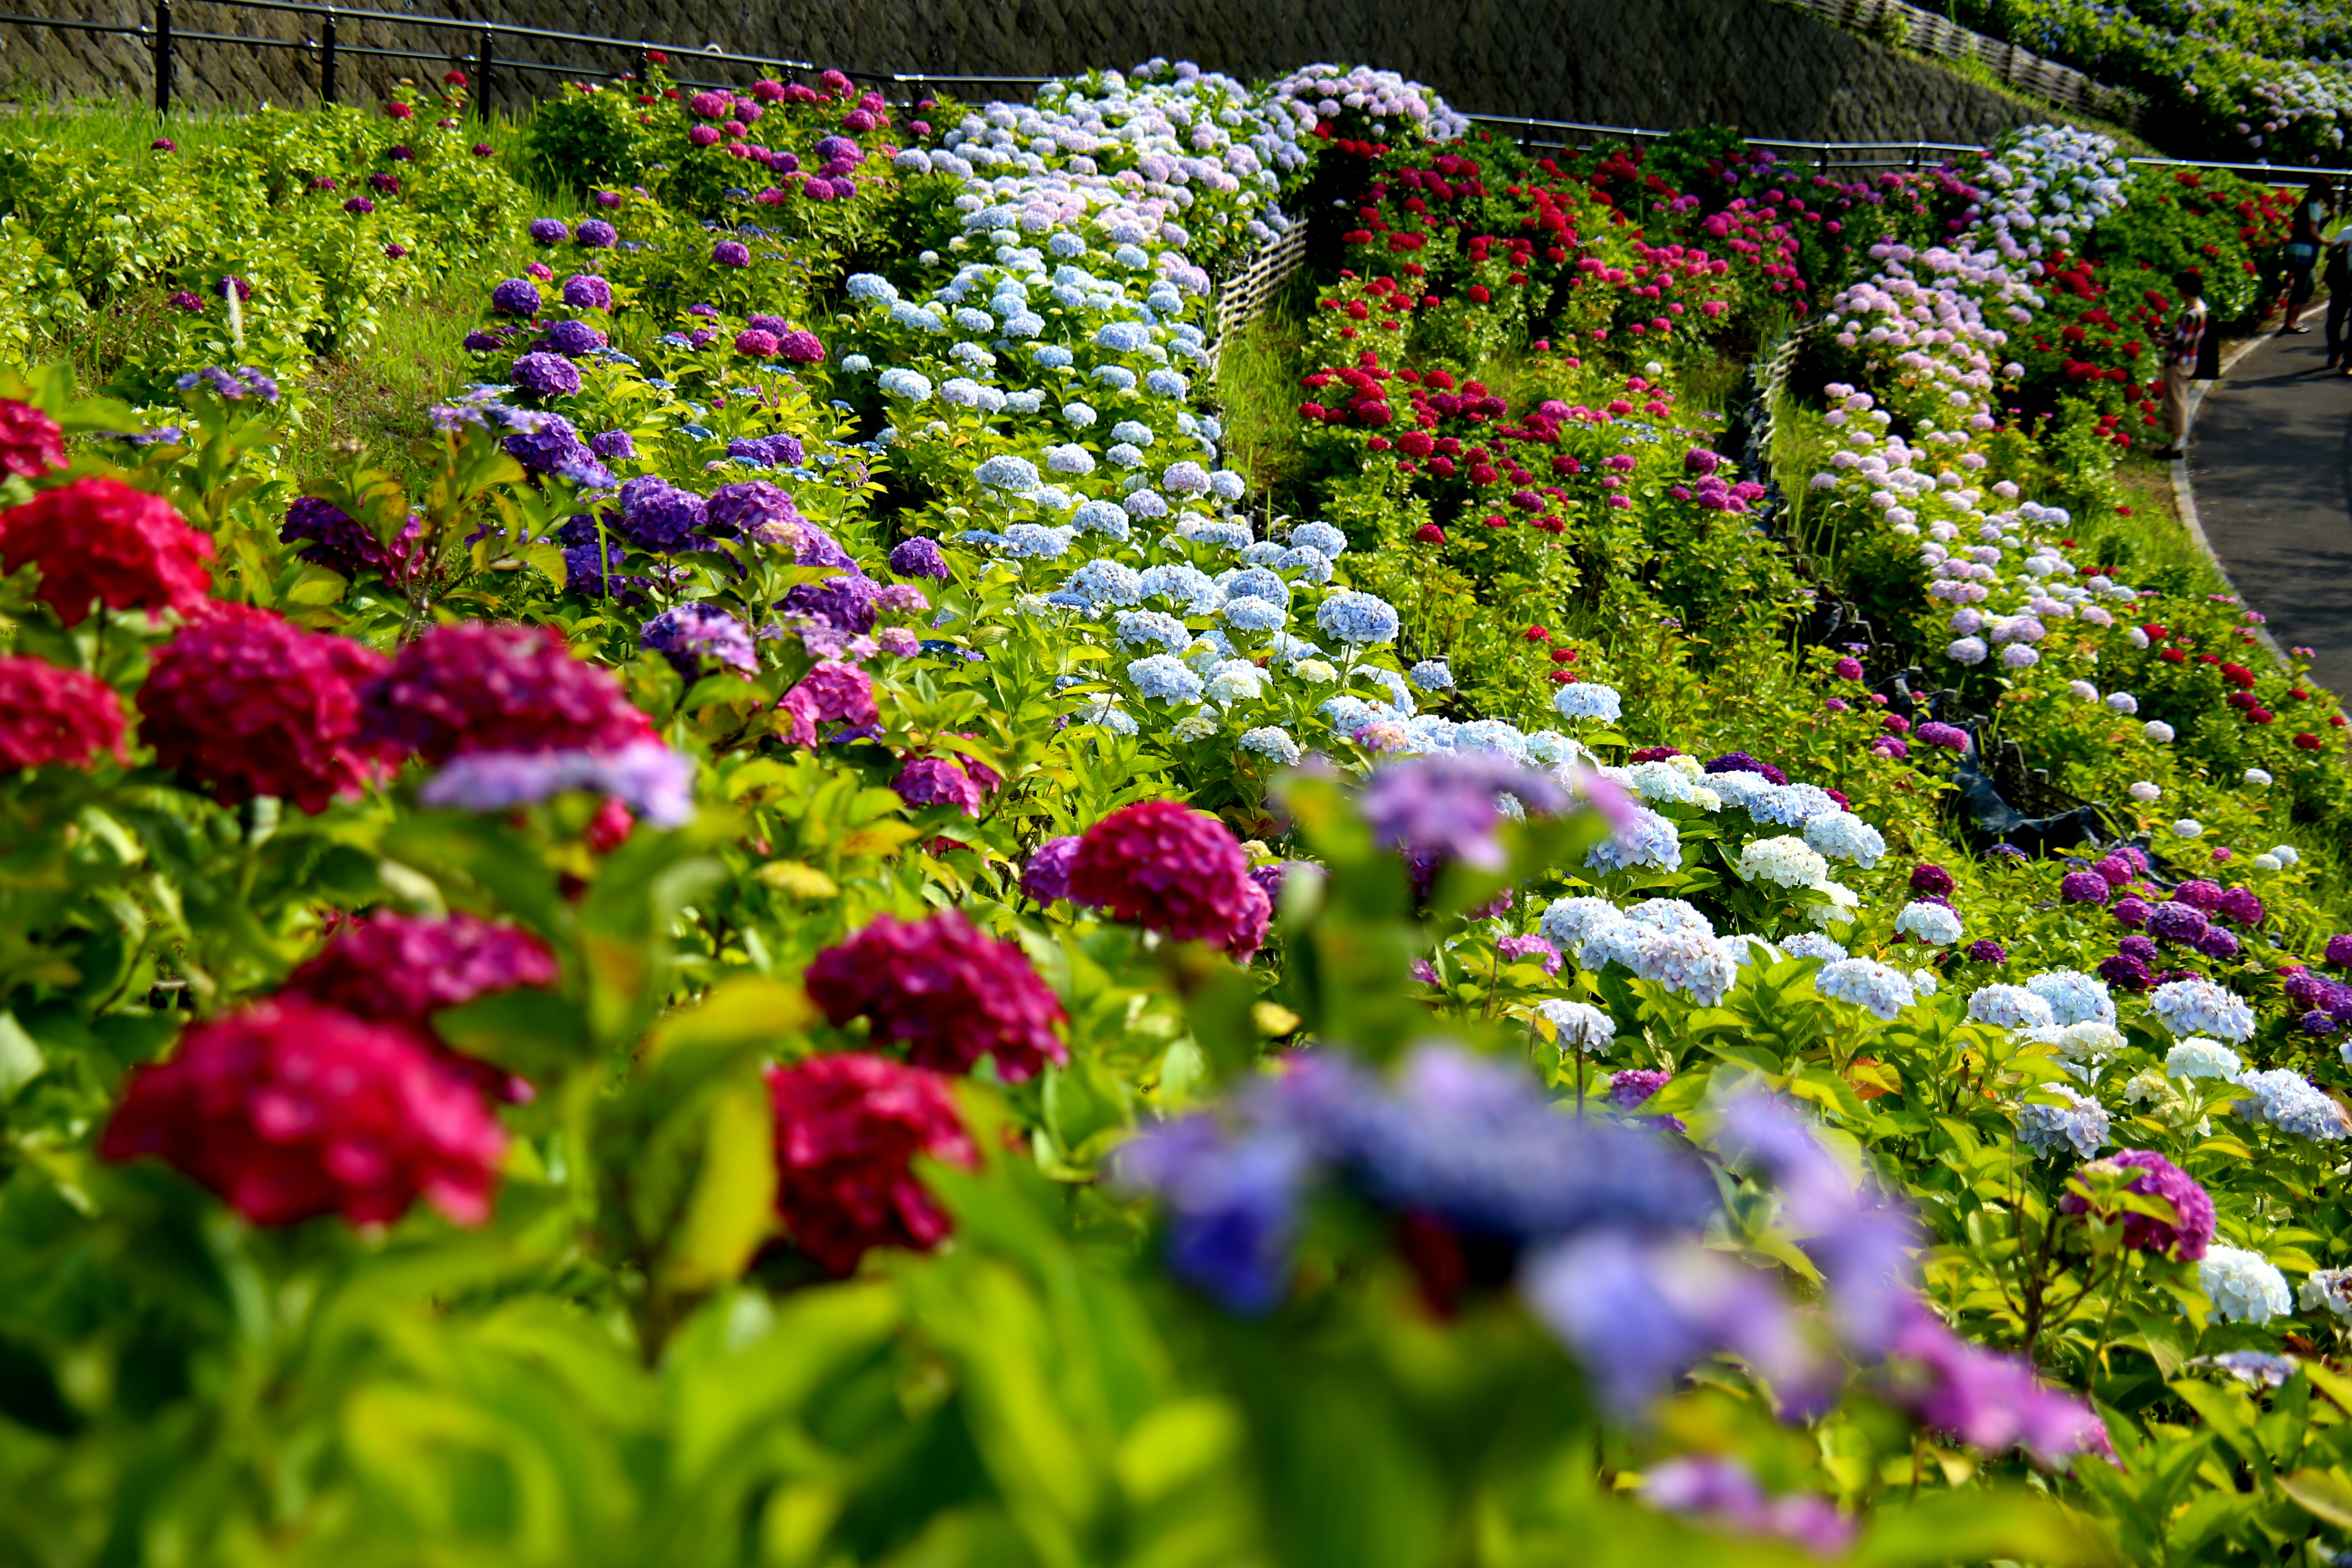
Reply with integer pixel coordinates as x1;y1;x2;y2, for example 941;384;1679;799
140;605;392;813
0;655;126;772
285;911;558;1031
1069;799;1270;959
0;477;214;625
0;398;66;477
357;622;653;762
766;1052;977;1275
804;910;1068;1081
99;997;508;1227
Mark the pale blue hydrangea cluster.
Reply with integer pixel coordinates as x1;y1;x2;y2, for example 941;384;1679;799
1968;984;2057;1031
2198;1246;2292;1325
1551;683;1623;723
2165;1038;2245;1080
1536;999;1617;1056
1895;901;1964;946
2024;969;2115;1028
1815;958;1917;1020
2013;1085;2110;1160
1736;835;1828;890
2235;1069;2352;1141
2150;978;2257;1043
1780;932;1848;962
1801;812;1886;868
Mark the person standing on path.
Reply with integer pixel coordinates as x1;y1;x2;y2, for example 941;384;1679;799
2326;210;2352;372
2154;268;2208;461
2282;175;2334;335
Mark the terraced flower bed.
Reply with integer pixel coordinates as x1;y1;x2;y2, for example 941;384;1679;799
3;57;2352;1566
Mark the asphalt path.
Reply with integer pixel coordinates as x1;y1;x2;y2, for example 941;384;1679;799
2188;325;2352;694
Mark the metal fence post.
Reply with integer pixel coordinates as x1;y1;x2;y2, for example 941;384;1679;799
153;0;173;113
320;9;337;104
477;27;493;117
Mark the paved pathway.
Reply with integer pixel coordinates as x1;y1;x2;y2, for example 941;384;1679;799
2189;326;2352;694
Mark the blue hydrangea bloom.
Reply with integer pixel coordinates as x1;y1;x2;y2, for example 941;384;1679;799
1316;591;1401;645
1128;653;1206;703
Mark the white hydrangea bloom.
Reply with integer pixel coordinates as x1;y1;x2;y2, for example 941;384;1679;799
2025;969;2115;1027
1896;901;1964;946
1536;999;1616;1056
2150;979;2255;1042
1816;958;1917;1020
2165;1038;2245;1081
2199;1246;2292;1324
1803;812;1886;868
1969;984;2058;1031
1738;835;1829;889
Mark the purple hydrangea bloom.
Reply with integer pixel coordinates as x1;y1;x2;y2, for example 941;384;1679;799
2216;887;2265;926
2147;901;2210;946
2173;880;2225;913
561;273;613;311
2097;952;2155;991
712;240;752;267
1703;751;1788;786
1915;721;1969;751
563;540;642;600
641;603;757;677
511;351;582;398
1496;934;1562;976
546;318;604;356
1114;1115;1308;1314
1022;836;1082;902
589;429;635;460
781;573;880;634
1965;940;2007;964
527;217;571;244
462;330;506;352
889;536;949;579
2059;871;2110;904
2111;896;2153;929
612;476;708;553
1608;1069;1672;1109
891;755;987;815
2326;934;2352;968
1362;753;1571;873
1909;863;1954;897
2304;1010;2340;1034
576;219;617;247
2119;934;2159;961
502;416;611;485
2059;1148;2214;1259
727;432;805;468
2196;926;2241;961
280;497;419;582
490;278;542;316
419;741;694;827
702;479;801;541
2090;855;2132;885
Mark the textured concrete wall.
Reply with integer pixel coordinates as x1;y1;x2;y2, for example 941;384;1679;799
3;0;2071;147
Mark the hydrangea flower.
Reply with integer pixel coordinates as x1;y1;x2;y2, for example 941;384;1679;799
0;477;214;625
1536;999;1617;1056
1314;590;1400;644
2165;1038;2245;1080
766;1052;977;1276
2235;1069;2352;1140
2024;970;2114;1028
1816;959;1916;1020
0;655;125;772
2198;1245;2291;1324
1069;799;1267;959
2015;1085;2110;1160
1968;984;2057;1031
1896;901;1964;946
2150;978;2256;1042
1551;683;1623;723
1803;812;1886;867
805;911;1068;1081
2058;1150;2214;1260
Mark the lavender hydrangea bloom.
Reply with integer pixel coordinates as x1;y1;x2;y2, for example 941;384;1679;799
511;352;582;398
280;496;418;582
1022;836;1083;903
490;277;543;315
1361;754;1569;873
561;273;613;310
781;573;881;635
420;741;695;827
889;537;949;579
615;475;709;553
640;603;757;677
2015;1085;2110;1160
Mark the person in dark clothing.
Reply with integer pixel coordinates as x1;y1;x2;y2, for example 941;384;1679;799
2282;175;2333;334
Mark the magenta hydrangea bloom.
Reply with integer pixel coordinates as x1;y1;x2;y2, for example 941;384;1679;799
1832;656;1864;680
1915;721;1969;751
1497;934;1562;976
357;622;653;763
2216;887;2265;926
777;660;878;745
2111;897;2153;930
1068;799;1263;959
777;329;825;364
2059;871;2110;904
1909;864;1955;898
2172;880;2224;913
2090;855;2132;886
734;328;781;358
1608;1069;1672;1109
285;911;557;1033
1022;836;1082;903
803;910;1068;1081
2196;926;2241;961
2118;934;2159;962
892;755;989;816
2058;1149;2214;1260
712;240;752;267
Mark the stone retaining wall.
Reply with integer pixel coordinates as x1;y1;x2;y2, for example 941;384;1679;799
4;0;2080;148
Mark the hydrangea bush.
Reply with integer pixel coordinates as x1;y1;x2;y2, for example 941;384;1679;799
3;55;2352;1568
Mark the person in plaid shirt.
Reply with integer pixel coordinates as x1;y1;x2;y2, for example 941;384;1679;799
2154;268;2207;460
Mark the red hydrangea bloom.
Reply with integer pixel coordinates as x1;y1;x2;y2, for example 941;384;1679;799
139;604;390;812
0;399;66;477
766;1051;977;1275
284;911;558;1029
98;997;507;1227
356;622;653;763
0;655;126;770
1068;799;1261;956
777;658;878;745
2058;1149;2215;1260
0;477;214;625
804;910;1067;1081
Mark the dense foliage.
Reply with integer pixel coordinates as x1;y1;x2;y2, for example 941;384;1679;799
2;55;2352;1567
